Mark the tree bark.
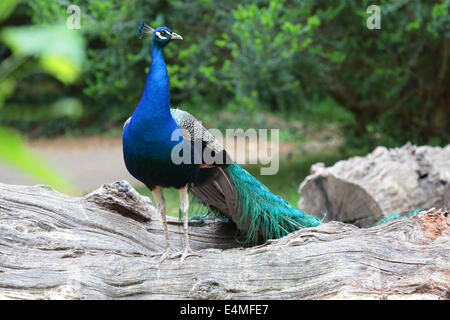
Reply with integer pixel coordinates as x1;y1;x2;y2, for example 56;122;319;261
0;180;448;299
298;143;450;227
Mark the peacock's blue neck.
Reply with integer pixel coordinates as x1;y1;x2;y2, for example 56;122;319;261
134;42;171;121
124;39;180;158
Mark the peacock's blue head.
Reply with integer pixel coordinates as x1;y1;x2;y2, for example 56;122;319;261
137;22;183;48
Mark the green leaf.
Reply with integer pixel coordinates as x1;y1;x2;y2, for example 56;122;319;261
1;25;86;83
307;15;321;30
0;0;19;22
0;78;15;109
0;126;74;194
432;3;448;18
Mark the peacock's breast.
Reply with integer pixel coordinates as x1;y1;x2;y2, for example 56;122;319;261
122;123;199;188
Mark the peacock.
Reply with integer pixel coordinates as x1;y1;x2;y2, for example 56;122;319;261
122;23;322;264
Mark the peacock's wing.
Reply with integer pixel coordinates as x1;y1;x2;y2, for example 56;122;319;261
123;116;131;129
189;166;239;223
170;108;238;222
169;108;228;160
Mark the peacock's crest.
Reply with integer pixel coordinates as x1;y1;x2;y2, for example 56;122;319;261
137;21;154;39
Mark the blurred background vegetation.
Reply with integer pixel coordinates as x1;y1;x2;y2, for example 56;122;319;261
0;0;449;214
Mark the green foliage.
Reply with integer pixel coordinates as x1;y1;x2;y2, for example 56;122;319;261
3;0;450;149
220;0;315;112
0;126;73;193
1;25;85;83
0;0;19;22
0;4;86;193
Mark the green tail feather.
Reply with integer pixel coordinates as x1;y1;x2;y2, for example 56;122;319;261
225;163;321;245
375;208;422;225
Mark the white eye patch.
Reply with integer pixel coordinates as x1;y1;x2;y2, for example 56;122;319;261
155;31;171;40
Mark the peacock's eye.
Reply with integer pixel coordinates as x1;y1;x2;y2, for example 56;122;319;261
161;30;167;36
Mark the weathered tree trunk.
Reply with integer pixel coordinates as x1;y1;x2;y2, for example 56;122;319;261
0;181;448;299
299;143;450;227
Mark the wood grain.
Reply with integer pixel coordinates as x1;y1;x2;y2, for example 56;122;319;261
0;181;448;299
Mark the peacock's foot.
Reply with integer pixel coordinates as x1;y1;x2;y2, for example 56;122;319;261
178;246;202;265
151;246;178;263
151;246;201;265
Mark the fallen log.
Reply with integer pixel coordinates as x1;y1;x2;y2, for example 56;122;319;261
298;143;450;227
0;181;448;299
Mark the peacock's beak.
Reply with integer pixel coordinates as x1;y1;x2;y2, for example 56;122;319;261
171;32;183;40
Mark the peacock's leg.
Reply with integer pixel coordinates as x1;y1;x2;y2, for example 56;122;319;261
178;185;201;264
151;186;175;262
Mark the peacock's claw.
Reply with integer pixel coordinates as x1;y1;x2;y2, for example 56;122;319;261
179;247;202;265
166;246;202;265
151;246;201;265
151;246;178;263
